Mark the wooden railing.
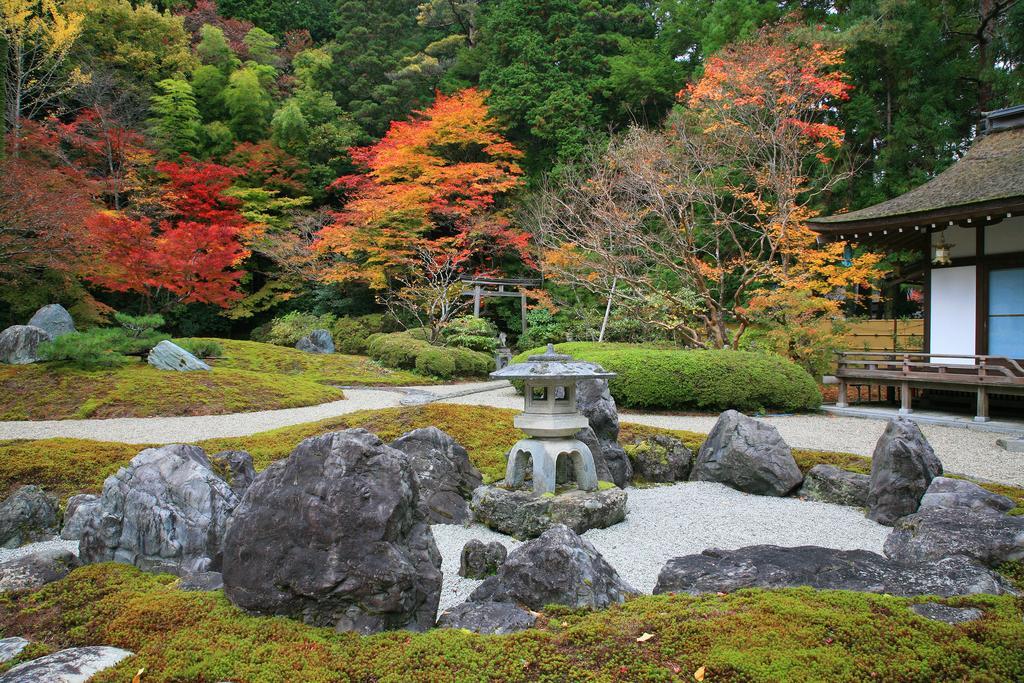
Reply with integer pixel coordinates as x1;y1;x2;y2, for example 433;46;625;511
833;351;1024;421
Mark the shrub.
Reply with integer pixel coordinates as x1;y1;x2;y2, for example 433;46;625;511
259;311;337;347
447;346;494;376
331;314;399;354
368;331;494;377
177;338;223;358
442;315;499;353
513;343;821;413
39;313;169;369
367;331;430;370
518;309;569;349
415;347;457;378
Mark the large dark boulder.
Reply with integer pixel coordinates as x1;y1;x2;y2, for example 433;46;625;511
866;418;942;525
689;411;803;496
0;646;133;683
79;445;239;575
295;329;334;354
653;545;1012;597
60;494;99;541
388;427;482;524
436;601;536;635
575;378;632;487
0;326;50;365
918;477;1015;514
469;525;636;610
0;548;80;592
221;429;442;634
459;539;507;579
470;485;627;540
797;464;870;507
883;507;1024;567
27;304;74;338
627;435;693;483
210;450;257;499
0;486;59;549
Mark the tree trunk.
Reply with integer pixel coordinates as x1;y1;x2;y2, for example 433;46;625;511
598;277;616;343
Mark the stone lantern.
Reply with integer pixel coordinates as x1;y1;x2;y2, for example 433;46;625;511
490;344;615;495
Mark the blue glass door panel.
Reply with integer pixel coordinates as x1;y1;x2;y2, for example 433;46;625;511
989;268;1024;359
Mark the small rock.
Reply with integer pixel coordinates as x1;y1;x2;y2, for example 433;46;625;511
178;571;224;592
918;477;1015;514
909;602;984;624
0;646;133;683
27;304;75;338
626;435;693;483
797;464;870;507
389;427;483;524
0;548;79;592
470;485;627;540
883;507;1024;567
0;638;29;664
295;329;334;354
652;545;1012;597
210;451;256;499
436;601;536;634
459;539;507;579
690;410;803;496
0;325;51;365
469;525;636;610
60;494;99;541
147;340;211;371
866;417;942;526
0;485;59;549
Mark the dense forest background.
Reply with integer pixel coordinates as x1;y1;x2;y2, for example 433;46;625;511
2;0;1022;338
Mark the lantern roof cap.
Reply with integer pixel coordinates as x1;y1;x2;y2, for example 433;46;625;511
490;344;617;381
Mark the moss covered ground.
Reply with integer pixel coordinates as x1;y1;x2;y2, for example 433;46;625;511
0;338;428;420
0;563;1021;682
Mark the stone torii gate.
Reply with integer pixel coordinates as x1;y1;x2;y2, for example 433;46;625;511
461;277;542;333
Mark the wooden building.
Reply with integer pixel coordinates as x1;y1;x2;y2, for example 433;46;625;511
806;105;1024;421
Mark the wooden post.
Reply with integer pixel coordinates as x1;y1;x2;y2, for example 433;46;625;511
976;387;990;422
473;285;482;316
900;381;912;414
520;291;528;334
837;379;848;408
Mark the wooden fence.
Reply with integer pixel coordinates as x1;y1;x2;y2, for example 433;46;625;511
842;319;924;352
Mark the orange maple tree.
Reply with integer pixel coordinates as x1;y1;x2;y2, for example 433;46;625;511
316;88;531;290
84;158;251;309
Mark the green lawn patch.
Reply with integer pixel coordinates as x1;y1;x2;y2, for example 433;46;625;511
0;338;429;420
0;563;1021;682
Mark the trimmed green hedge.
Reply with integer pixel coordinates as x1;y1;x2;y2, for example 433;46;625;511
368;331;493;379
513;343;821;413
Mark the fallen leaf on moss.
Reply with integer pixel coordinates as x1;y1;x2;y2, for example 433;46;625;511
636;632;654;642
695;665;706;681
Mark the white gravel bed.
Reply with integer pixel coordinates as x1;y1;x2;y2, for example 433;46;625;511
0;537;78;564
431;480;890;612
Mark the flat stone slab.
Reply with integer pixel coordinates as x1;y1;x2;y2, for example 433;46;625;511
909;602;985;624
471;485;627;540
996;437;1024;453
0;646;133;682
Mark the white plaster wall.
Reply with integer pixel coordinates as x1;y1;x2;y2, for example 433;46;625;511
929;265;976;363
985;216;1024;255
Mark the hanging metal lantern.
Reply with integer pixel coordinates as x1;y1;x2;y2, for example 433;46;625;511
932;232;954;266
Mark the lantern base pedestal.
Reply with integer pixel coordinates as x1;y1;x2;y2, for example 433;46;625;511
504;438;599;495
470;484;627;540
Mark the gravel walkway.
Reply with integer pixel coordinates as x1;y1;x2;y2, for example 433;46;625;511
0;537;77;564
432;480;890;612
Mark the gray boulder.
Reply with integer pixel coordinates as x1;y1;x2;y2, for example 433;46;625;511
295;328;334;354
0;326;51;365
221;429;442;634
210;450;257;499
471;485;627;540
469;525;636;610
0;486;59;548
575;378;632;487
0;547;79;592
918;476;1015;514
909;602;984;624
689;410;803;496
653;545;1012;597
797;464;870;507
627;435;693;483
883;507;1024;567
388;427;483;524
866;417;942;525
60;494;100;541
0;646;133;683
178;571;224;592
437;601;536;634
0;638;29;664
459;539;507;579
147;340;211;371
79;444;239;575
27;304;74;338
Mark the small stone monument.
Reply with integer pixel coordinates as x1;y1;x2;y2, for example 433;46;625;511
494;332;513;370
471;345;627;538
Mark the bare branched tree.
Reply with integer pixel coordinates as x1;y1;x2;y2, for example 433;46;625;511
382;245;470;342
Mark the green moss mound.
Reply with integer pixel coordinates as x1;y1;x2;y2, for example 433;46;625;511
1;563;1022;682
0;338;430;420
368;331;493;379
515;343;821;413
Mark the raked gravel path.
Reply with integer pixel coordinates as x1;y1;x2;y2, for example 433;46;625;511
0;380;1020;486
